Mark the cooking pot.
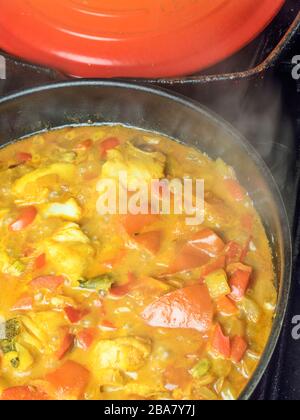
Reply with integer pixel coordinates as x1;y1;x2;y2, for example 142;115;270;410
0;0;285;78
0;81;292;400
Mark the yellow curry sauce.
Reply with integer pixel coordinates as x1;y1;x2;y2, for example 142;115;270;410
0;125;276;400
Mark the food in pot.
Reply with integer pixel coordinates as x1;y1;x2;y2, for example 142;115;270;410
0;126;276;400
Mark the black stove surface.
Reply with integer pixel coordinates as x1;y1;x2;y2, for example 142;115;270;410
251;48;300;401
0;19;299;401
254;44;300;401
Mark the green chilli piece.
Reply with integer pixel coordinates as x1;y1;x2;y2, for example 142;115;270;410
78;274;115;293
191;359;211;378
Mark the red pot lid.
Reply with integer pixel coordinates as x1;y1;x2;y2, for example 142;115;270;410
0;0;285;78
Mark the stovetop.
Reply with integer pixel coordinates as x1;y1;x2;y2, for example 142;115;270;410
250;44;300;401
252;43;300;401
0;9;299;401
167;34;300;401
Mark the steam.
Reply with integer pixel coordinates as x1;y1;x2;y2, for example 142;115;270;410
173;76;294;193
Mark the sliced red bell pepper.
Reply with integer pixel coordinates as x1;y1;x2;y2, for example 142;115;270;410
29;275;65;292
216;296;238;316
170;248;209;274
56;333;74;360
64;306;87;324
9;206;37;232
231;336;248;363
228;264;252;302
16;152;32;163
1;386;49;401
224;179;246;201
99;137;120;158
227;262;252;276
45;361;90;400
142;284;213;333
77;328;98;351
134;230;162;254
200;255;226;277
211;323;231;358
11;295;34;312
189;229;225;257
169;229;225;273
120;213;159;235
35;253;46;270
224;241;243;265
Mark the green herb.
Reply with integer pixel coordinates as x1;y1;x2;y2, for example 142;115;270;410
5;319;21;340
10;357;20;369
78;274;115;293
0;339;16;354
0;319;21;357
7;260;25;277
190;359;211;379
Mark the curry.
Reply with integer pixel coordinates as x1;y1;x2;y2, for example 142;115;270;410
0;125;276;400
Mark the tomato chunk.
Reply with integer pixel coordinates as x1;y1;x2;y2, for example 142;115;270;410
142;284;213;333
1;386;48;401
45;361;90;400
35;253;46;270
134;231;162;254
211;323;231;358
120;213;159;235
189;229;225;257
200;255;226;277
231;336;248;363
99;137;120;158
216;296;238;316
77;328;98;350
9;206;37;232
225;241;243;265
64;306;87;324
29;275;65;292
170;229;225;273
228;265;252;302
